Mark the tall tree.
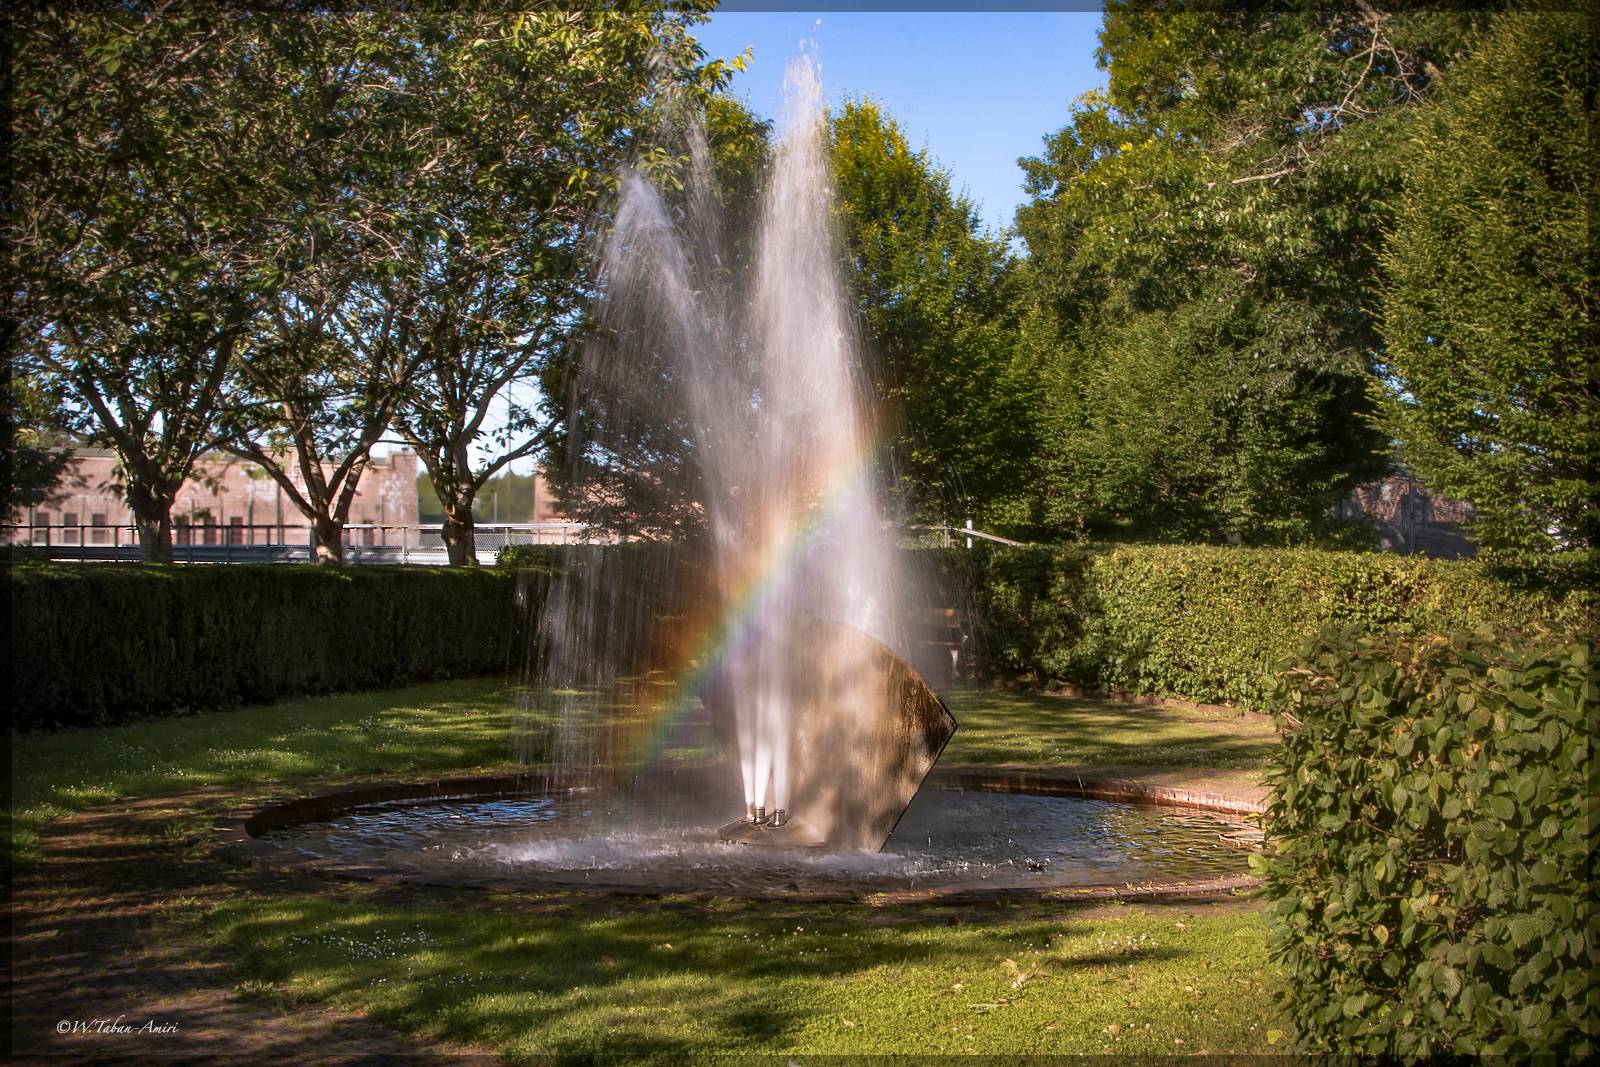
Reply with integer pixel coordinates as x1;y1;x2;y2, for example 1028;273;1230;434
6;9;380;560
1377;7;1597;565
381;7;729;565
829;100;1037;534
215;25;434;563
220;285;421;561
11;10;251;558
1016;2;1489;544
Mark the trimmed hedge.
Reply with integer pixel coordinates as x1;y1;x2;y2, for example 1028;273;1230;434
7;562;538;730
950;544;1592;709
1260;626;1598;1056
11;543;1588;729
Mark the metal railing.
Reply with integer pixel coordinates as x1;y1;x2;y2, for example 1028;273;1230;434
911;523;1026;548
3;522;591;564
7;519;1024;563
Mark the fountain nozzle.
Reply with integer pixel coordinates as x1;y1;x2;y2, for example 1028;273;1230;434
769;808;789;828
752;805;768;825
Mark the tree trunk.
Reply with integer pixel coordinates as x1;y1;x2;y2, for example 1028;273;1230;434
125;477;175;563
442;506;477;567
312;514;344;564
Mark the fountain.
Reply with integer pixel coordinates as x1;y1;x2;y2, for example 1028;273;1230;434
530;50;955;852
219;52;1263;901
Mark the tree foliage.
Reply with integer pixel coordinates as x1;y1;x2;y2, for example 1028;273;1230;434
6;6;724;563
1017;2;1488;544
7;7;311;557
1376;7;1598;565
1;376;74;522
378;9;727;565
829;100;1038;532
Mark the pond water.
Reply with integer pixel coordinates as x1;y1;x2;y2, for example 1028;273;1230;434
258;784;1258;896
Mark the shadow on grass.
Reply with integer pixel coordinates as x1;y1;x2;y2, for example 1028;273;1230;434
210;892;1222;1057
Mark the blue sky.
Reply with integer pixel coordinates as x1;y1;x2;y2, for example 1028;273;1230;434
691;8;1108;232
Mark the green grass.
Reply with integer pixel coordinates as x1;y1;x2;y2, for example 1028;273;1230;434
7;677;526;869
14;678;1287;1055
944;688;1278;769
201;893;1282;1059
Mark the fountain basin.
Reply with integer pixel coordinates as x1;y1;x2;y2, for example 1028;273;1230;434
215;766;1264;903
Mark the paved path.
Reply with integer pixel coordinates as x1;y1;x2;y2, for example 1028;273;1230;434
8;787;488;1064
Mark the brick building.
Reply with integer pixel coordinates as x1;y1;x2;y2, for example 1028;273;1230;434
11;448;419;545
530;467;568;524
1340;472;1477;558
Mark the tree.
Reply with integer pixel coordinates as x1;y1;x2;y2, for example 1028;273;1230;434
1;373;73;522
220;286;420;562
1016;2;1490;544
6;9;380;560
214;28;436;564
540;92;773;541
829;101;1038;533
1377;7;1597;564
377;8;729;565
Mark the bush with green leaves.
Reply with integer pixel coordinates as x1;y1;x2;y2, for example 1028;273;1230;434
8;561;538;730
951;543;1590;708
1260;625;1597;1056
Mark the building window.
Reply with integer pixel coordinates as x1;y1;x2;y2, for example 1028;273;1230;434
175;518;191;546
63;511;79;544
228;517;244;545
203;522;218;545
91;513;108;544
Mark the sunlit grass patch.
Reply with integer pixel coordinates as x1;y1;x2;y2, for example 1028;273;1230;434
8;678;531;869
944;688;1277;770
198;894;1284;1058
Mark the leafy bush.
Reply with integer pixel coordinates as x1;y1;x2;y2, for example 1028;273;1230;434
1260;625;1597;1056
7;562;539;730
952;544;1590;708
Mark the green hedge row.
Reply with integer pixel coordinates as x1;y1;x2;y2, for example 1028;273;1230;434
11;543;1587;729
7;562;539;731
948;544;1591;709
1260;626;1597;1056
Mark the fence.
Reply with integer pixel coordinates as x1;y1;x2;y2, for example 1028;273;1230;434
3;522;590;564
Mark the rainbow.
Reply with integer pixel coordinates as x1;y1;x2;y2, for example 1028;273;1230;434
603;429;887;803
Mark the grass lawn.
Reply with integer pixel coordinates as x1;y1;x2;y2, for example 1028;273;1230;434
205;892;1279;1058
946;687;1277;770
7;677;524;870
11;677;1287;1057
